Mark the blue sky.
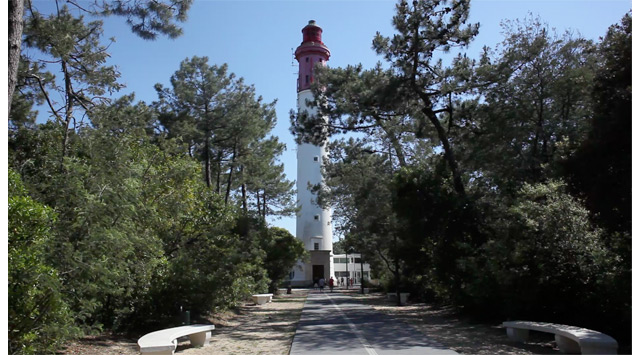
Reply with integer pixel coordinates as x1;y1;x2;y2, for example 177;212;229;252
27;0;630;238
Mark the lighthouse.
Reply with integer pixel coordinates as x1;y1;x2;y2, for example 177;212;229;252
291;20;334;287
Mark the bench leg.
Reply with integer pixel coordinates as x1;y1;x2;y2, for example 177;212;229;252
506;328;530;342
555;334;581;354
189;331;212;347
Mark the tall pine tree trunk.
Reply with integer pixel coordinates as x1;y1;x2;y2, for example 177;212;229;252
215;151;222;194
224;164;233;204
241;183;247;213
224;143;237;204
239;166;248;213
421;104;466;197
60;61;74;172
8;0;24;116
377;119;408;167
204;135;212;188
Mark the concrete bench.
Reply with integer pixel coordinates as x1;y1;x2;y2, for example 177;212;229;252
387;292;410;304
138;324;214;355
502;321;618;354
252;293;273;305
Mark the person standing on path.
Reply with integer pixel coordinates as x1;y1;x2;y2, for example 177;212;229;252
328;277;334;293
318;277;325;293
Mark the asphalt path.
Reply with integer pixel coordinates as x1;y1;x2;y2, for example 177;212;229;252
289;290;459;355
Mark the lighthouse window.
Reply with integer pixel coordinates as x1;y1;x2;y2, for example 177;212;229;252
314;243;320;250
313;156;318;162
306;57;309;62
305;75;310;84
314;215;320;221
319;58;323;62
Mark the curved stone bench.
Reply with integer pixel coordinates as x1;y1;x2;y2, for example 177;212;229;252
252;293;273;305
502;321;617;354
138;324;214;354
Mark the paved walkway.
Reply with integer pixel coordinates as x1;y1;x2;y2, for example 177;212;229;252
290;290;458;354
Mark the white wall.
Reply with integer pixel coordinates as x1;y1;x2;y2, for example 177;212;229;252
296;90;333;254
332;254;371;282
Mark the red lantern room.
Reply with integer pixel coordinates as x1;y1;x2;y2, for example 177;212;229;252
295;20;330;92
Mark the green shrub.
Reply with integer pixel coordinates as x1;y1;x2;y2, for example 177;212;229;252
472;181;612;324
8;169;77;354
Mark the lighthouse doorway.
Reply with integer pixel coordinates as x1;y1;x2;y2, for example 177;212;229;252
312;265;324;284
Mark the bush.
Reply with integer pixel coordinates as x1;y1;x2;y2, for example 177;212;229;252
261;226;307;293
8;169;77;354
393;166;479;304
468;181;614;326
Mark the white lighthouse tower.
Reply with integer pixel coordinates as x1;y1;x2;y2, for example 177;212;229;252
291;20;334;287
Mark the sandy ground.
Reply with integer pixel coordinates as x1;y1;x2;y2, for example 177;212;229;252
60;288;567;355
180;290;307;355
354;291;559;355
59;289;308;355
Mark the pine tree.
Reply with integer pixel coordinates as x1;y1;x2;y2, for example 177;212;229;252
293;0;480;197
9;0;192;117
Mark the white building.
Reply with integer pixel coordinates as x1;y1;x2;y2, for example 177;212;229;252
289;20;335;287
332;253;372;286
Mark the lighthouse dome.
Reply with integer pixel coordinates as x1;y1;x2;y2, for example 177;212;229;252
302;20;323;44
